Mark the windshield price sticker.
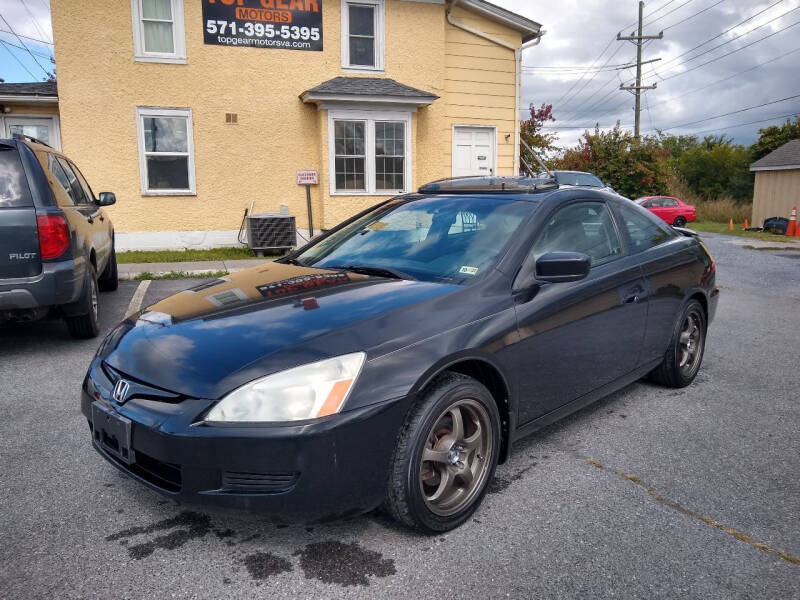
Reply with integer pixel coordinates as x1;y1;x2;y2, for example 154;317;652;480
459;266;479;275
202;0;323;51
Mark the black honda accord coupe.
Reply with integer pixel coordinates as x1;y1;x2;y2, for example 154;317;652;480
83;177;718;532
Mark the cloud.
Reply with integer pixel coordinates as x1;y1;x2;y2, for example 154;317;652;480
503;0;800;147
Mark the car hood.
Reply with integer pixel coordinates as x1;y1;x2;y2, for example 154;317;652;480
103;262;461;399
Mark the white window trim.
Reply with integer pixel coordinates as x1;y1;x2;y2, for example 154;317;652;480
135;106;196;196
1;114;62;150
328;109;411;196
341;0;385;72
131;0;187;64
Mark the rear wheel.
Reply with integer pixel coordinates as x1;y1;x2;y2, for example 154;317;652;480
98;246;118;292
673;216;687;227
65;265;100;339
649;299;706;387
384;372;500;532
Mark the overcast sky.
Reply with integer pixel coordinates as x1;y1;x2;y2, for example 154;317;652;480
1;0;798;147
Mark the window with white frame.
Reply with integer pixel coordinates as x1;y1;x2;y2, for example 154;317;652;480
136;107;195;195
330;111;410;194
341;0;384;70
131;0;186;63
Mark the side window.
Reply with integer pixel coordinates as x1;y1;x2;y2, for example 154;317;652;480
663;198;679;207
531;201;621;266
67;161;95;203
47;154;76;206
56;157;88;204
616;202;674;253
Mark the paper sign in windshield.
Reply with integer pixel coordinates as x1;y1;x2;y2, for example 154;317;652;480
459;266;479;275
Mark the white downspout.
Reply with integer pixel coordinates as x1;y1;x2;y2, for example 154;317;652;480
446;1;544;175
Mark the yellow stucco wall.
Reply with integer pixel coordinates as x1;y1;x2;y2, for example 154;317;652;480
751;169;800;227
50;0;524;234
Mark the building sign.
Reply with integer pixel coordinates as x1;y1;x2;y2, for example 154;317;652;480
202;0;323;51
296;169;319;185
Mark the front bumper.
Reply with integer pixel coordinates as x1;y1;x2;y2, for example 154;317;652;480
81;363;410;522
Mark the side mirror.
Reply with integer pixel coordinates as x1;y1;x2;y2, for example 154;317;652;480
535;252;590;283
96;192;116;206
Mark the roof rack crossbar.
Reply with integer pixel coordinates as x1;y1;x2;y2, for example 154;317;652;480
11;132;52;149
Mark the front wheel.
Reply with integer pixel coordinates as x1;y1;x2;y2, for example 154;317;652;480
673;216;687;227
649;299;706;387
384;373;500;533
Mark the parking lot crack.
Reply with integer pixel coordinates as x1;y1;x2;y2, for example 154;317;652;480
583;457;800;566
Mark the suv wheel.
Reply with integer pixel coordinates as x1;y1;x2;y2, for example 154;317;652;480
384;372;500;532
649;299;706;387
65;265;100;339
99;246;119;292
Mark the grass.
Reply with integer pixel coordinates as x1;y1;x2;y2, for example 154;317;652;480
131;270;231;281
688;221;798;243
117;246;283;264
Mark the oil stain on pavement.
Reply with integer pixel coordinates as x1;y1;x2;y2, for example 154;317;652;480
105;511;212;559
293;541;396;586
242;551;293;581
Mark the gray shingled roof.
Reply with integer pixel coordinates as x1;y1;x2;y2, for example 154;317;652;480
0;81;57;97
303;77;438;100
750;139;800;171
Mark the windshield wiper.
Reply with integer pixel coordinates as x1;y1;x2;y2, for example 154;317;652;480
284;257;306;266
325;264;416;281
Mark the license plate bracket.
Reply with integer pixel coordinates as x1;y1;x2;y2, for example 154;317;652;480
91;401;134;464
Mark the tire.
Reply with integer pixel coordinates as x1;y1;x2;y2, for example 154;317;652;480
98;246;118;292
673;216;687;227
384;372;501;533
649;299;706;388
65;265;100;339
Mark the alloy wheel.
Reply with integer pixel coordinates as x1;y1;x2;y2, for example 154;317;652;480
419;399;493;517
678;309;704;377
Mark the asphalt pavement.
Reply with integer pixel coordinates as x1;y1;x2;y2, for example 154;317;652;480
0;233;798;599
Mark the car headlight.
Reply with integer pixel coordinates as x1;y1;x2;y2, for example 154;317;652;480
204;352;366;423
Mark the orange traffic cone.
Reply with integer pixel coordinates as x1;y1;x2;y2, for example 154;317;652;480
787;207;797;237
728;219;734;231
743;219;749;229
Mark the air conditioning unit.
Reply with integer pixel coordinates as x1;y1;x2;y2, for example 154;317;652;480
246;213;296;252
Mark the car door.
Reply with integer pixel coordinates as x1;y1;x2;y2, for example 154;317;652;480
55;157;109;269
43;153;92;268
68;159;112;265
512;200;648;424
662;197;679;223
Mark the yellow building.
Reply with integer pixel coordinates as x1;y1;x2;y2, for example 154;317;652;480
49;0;542;250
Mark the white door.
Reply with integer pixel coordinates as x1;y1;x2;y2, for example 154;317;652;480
452;126;495;177
4;116;61;149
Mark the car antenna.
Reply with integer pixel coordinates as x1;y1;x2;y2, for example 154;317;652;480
520;137;554;179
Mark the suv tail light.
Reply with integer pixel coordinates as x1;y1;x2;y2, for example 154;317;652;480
37;214;70;259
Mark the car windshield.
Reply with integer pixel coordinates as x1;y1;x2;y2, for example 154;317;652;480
556;172;604;187
295;196;533;284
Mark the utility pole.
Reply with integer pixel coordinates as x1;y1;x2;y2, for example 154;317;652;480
618;1;663;140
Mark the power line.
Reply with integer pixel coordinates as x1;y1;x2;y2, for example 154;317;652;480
661;0;726;31
684;111;800;136
657;0;792;72
0;27;52;45
652;93;800;132
660;17;800;82
0;34;53;60
559;44;626;118
553;37;617;107
0;14;51;76
0;39;37;79
18;0;51;44
648;46;800;109
642;0;696;27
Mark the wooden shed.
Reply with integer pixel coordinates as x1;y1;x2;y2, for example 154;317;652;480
750;139;800;227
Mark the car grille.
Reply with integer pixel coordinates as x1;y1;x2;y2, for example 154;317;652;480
221;471;299;494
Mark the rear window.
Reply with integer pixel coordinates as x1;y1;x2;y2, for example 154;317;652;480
0;145;33;208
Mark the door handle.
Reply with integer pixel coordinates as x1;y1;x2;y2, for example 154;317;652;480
624;284;644;304
625;293;640;304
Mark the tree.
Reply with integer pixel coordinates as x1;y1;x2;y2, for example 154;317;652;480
554;123;670;198
675;136;752;201
749;117;800;162
519;103;558;174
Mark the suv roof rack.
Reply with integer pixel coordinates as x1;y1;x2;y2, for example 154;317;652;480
11;132;53;149
418;176;558;195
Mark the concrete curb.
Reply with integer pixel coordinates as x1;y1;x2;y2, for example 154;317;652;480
118;259;269;280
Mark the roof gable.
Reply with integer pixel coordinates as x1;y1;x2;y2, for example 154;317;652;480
750;139;800;171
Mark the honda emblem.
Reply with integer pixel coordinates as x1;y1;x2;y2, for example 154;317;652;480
112;379;131;404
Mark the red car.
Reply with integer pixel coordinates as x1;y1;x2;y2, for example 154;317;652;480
636;196;696;227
